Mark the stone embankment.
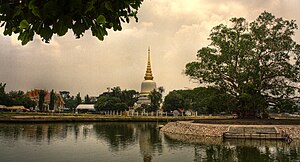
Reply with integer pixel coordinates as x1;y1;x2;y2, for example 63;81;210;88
160;121;229;137
277;126;300;139
161;121;300;139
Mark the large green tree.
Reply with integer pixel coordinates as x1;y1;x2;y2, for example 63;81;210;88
0;0;143;45
63;96;77;112
0;83;36;108
38;90;46;111
162;87;233;114
120;89;139;107
95;96;127;111
49;89;56;111
75;92;82;106
147;89;162;112
162;91;184;112
0;83;12;106
96;87;138;111
100;86;138;107
9;90;36;108
84;94;91;104
110;86;122;98
185;12;300;118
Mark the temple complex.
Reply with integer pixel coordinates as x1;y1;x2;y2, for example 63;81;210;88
136;47;157;106
27;89;64;112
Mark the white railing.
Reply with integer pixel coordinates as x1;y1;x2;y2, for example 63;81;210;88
101;110;198;117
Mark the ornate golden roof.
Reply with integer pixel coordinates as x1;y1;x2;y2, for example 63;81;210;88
144;47;154;80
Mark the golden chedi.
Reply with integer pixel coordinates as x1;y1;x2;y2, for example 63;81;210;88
137;47;157;106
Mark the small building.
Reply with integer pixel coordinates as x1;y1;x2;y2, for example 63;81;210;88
76;104;95;113
0;106;29;112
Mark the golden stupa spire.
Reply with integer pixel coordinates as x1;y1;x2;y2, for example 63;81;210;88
144;46;154;80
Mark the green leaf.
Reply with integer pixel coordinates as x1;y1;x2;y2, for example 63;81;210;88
104;1;113;11
53;19;68;36
63;16;73;28
91;25;104;41
32;21;43;34
40;26;53;43
3;28;12;36
18;29;34;45
29;0;40;17
82;17;92;29
28;0;36;10
72;21;85;38
32;7;40;17
85;1;95;13
20;20;29;29
44;1;57;16
96;15;106;24
12;6;22;18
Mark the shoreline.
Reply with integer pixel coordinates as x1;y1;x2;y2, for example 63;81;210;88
2;114;300;139
160;121;300;139
0;113;234;123
1;114;299;123
0;115;197;123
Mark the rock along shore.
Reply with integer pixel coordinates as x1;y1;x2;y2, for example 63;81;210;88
160;121;300;139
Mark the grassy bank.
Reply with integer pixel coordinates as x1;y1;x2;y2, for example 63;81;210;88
0;112;209;123
1;112;299;124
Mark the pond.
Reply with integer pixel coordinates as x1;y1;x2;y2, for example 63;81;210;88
0;122;299;162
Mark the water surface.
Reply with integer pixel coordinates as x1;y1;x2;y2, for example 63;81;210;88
0;122;299;162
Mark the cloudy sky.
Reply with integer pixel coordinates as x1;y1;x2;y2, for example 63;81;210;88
1;0;300;96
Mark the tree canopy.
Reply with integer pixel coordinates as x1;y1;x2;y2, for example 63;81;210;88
95;96;127;111
147;89;162;112
0;0;143;45
49;89;56;110
38;90;46;111
162;87;233;114
95;86;138;111
185;12;300;118
0;84;36;108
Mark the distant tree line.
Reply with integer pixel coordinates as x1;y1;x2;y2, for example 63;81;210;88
0;83;36;108
162;86;299;115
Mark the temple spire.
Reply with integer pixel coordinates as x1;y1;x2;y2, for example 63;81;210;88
144;47;154;80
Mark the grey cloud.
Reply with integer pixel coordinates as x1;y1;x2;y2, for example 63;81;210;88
0;0;299;96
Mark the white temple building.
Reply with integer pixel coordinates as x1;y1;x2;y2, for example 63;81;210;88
136;47;157;106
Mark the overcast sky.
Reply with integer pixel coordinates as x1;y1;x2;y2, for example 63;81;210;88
1;0;300;96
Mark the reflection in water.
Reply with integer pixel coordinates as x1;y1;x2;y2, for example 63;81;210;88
136;123;163;162
94;123;136;151
93;122;163;161
164;132;300;161
0;123;299;162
